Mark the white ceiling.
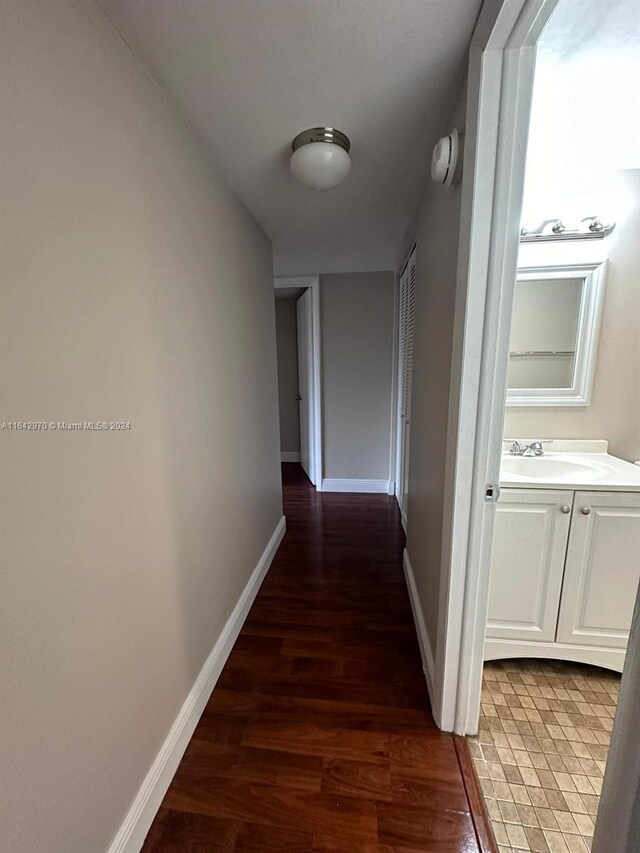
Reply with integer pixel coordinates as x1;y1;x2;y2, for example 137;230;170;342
98;0;481;275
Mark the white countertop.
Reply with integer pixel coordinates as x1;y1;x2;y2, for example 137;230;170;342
499;440;640;492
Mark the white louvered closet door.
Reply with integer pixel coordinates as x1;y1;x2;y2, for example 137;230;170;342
396;247;416;527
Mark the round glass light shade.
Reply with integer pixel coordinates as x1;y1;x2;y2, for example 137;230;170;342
290;141;351;191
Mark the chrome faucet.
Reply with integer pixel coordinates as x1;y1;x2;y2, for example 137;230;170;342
504;440;553;457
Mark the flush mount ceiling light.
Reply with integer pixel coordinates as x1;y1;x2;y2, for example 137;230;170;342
290;127;351;191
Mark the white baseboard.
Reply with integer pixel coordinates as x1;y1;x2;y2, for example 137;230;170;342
387;480;396;496
403;549;436;703
280;451;300;462
107;515;286;853
321;478;391;494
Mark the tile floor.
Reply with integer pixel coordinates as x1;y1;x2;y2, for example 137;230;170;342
469;659;620;853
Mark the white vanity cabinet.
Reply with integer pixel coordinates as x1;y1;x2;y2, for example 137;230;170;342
486;487;640;672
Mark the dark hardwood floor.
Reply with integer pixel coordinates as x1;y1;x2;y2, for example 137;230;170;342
142;464;482;852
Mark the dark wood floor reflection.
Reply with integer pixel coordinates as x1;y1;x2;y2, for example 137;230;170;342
143;464;481;851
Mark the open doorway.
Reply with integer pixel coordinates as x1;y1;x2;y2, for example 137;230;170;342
445;1;640;851
274;276;322;488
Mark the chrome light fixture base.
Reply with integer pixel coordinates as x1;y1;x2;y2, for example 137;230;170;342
291;127;351;154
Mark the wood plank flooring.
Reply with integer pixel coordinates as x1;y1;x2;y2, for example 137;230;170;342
142;464;482;852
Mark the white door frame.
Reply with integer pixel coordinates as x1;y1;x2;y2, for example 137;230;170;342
434;0;558;735
439;3;640;849
274;276;323;489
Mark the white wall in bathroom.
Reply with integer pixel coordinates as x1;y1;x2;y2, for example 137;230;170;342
504;10;640;463
505;176;640;463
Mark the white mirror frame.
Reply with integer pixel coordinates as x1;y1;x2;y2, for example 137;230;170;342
506;259;608;407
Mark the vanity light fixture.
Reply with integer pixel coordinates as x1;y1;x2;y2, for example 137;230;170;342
290;127;351;191
520;216;616;242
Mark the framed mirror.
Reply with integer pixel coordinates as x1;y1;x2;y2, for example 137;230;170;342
506;260;608;406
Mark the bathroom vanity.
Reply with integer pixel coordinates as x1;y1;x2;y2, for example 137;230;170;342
485;440;640;672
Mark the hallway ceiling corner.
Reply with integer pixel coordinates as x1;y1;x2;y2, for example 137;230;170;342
98;0;481;274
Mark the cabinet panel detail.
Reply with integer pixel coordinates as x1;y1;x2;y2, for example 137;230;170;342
556;491;640;648
486;489;573;643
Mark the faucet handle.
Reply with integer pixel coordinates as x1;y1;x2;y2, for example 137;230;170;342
503;439;523;456
526;440;553;456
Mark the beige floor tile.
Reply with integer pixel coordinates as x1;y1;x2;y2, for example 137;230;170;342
553;772;578;793
553;810;579;834
514;749;535;768
573;775;595;795
544;830;571;853
529;788;550;809
580;794;599;816
545;788;569;812
511;784;532;805
470;659;618;853
506;823;530;849
520;767;542;787
504;764;525;785
562;792;587;814
531;752;550;771
489;761;508;781
493;821;510;845
564;835;590;853
573;812;595;836
516;804;540;827
499;747;517;764
547;754;566;773
499;799;520;823
494;780;515;801
589;776;603;795
525;826;551;853
535;807;559;831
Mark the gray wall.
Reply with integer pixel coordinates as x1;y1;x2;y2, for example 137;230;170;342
0;1;282;850
504;170;640;463
404;93;466;667
275;298;300;453
321;271;395;481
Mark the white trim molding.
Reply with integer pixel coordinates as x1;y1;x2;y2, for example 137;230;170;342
280;451;301;462
403;550;436;700
485;639;625;673
321;479;391;494
107;516;286;853
434;0;559;735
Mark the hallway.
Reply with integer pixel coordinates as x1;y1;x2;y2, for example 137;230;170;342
142;465;484;851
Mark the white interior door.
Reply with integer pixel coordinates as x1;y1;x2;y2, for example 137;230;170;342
556;491;640;649
486;488;573;643
296;289;315;484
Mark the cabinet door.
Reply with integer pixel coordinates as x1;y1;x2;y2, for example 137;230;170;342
486;489;573;642
556;491;640;648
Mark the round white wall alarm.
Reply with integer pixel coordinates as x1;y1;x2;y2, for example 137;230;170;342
431;128;460;186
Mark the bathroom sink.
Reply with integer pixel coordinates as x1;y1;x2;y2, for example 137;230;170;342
500;454;613;483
